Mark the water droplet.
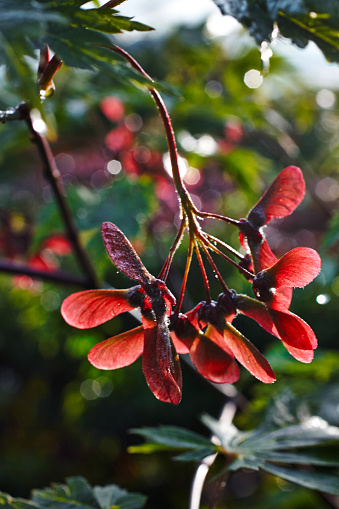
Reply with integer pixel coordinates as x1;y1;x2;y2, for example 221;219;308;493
260;42;273;75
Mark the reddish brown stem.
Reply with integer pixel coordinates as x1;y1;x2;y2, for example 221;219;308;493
158;217;186;281
196;211;240;227
208;242;253;279
149;89;195;209
204;232;243;260
197;229;253;279
104;44;195;212
194;241;211;302
174;233;194;316
199;242;228;293
107;43;153;81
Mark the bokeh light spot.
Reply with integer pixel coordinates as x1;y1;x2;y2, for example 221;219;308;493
316;294;330;305
163;152;188;179
316;89;336;109
244;70;263;89
107;160;122;175
184;167;201;185
205;80;222;98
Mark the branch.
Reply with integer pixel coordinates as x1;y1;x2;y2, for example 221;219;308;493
17;102;98;289
0;259;89;287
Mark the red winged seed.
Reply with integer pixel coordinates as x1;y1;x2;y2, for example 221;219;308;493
234;294;279;336
190;331;240;384
233;293;316;362
269;308;317;361
142;319;182;405
253;248;321;307
61;289;134;328
88;326;144;369
101;222;154;286
257;239;278;271
267;247;321;288
247;166;305;227
211;323;276;383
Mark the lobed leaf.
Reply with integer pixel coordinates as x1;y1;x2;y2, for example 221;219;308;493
71;9;153;34
32;477;99;509
31;477;146;509
0;0;155;95
238;423;339;453
93;485;146;509
174;448;217;462
211;0;339;63
261;462;339;494
258;448;339;467
130;426;214;450
0;494;41;509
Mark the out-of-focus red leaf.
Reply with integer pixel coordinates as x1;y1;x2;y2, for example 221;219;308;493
105;125;133;151
61;289;133;328
100;97;125;122
88;326;144;369
30;254;56;271
142;320;182;405
44;235;72;256
101;222;153;286
248;166;305;227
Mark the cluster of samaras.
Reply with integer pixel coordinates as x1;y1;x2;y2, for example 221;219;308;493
62;166;320;404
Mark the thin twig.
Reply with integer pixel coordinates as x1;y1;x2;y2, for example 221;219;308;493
17;102;98;289
203;232;243;261
174;231;194;315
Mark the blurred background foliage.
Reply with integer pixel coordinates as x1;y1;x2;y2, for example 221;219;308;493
0;2;339;508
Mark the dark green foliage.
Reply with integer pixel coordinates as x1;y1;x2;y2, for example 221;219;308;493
322;209;339;250
0;0;153;100
0;477;146;509
131;392;339;494
130;426;217;461
212;0;339;62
